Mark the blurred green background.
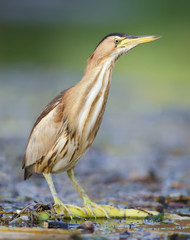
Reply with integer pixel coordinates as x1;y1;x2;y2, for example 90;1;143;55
0;0;189;143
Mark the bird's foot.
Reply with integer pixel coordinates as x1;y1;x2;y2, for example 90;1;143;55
54;198;88;219
84;200;110;219
54;198;74;219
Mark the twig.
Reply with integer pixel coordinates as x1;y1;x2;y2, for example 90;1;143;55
136;207;154;216
0;211;30;215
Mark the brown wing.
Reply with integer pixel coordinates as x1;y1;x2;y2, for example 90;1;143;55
22;91;66;179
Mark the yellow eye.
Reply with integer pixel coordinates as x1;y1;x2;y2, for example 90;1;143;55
114;38;119;44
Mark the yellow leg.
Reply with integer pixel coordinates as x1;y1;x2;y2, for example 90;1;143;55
43;173;72;216
67;169;110;218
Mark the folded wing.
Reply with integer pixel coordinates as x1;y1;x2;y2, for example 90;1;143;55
22;91;65;179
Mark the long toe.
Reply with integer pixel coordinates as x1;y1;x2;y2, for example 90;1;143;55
54;200;89;219
84;201;110;219
54;200;73;219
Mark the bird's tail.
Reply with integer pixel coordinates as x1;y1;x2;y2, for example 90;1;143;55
23;164;35;180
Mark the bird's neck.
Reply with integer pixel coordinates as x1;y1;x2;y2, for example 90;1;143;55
67;57;115;140
82;57;115;90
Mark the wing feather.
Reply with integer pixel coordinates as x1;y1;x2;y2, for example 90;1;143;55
22;91;65;170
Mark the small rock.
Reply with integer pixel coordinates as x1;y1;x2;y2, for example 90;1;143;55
77;221;95;232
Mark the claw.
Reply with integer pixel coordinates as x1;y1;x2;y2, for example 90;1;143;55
54;198;73;220
54;198;89;219
68;204;88;217
84;201;110;219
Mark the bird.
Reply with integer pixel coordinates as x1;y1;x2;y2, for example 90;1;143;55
22;33;160;218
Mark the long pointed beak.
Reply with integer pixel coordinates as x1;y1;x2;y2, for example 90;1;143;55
119;35;161;48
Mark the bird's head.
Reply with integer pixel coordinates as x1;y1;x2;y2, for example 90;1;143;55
85;33;161;72
93;33;161;63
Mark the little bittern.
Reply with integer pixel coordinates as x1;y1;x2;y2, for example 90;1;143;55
23;33;160;218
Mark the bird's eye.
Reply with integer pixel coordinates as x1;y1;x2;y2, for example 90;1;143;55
114;38;119;44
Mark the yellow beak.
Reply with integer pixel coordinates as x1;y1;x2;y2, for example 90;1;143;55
119;35;161;48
